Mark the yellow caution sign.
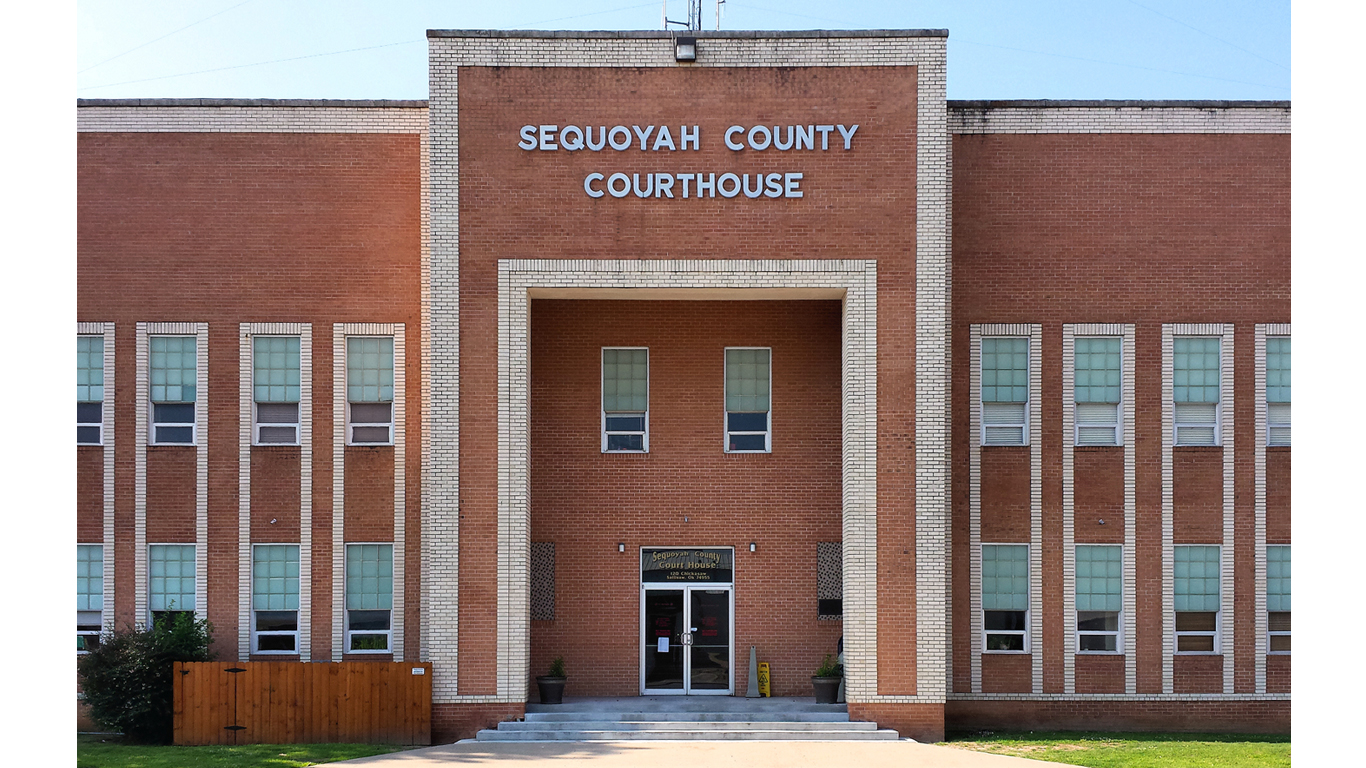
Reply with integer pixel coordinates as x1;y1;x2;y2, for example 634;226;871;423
757;662;771;697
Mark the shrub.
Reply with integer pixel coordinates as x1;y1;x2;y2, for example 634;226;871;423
547;656;566;678
77;613;215;743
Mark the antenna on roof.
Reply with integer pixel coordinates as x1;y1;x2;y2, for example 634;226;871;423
717;0;725;31
663;0;702;31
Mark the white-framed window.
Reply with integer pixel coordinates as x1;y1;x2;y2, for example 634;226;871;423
982;337;1028;446
602;347;648;452
346;336;394;446
1174;545;1221;653
150;335;197;445
251;544;300;654
1173;337;1220;446
724;347;771;453
78;544;103;653
78;335;105;446
1075;544;1122;653
148;544;196;625
982;543;1029;652
253;336;301;445
1075;336;1121;446
1266;336;1290;446
346;543;393;653
1267;544;1290;654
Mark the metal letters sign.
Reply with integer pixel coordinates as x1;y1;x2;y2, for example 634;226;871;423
641;548;734;583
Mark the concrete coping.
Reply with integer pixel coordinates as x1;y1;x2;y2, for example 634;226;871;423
76;98;428;108
426;29;949;39
950;99;1289;110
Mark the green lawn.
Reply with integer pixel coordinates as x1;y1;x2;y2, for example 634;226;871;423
941;731;1290;768
77;734;413;768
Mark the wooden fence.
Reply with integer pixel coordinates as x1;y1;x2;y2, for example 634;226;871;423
173;662;431;746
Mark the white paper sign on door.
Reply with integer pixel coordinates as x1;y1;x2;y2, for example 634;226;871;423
657;636;669;653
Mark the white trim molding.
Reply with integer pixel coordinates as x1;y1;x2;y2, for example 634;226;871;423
1161;323;1234;695
135;322;208;626
331;323;406;662
1061;323;1136;694
79;322;117;634
1254;322;1290;693
238;323;313;660
969;323;1041;694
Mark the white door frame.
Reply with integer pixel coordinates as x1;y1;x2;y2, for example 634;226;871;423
639;546;735;696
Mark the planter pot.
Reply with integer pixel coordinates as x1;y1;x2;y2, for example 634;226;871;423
811;676;841;704
536;676;566;705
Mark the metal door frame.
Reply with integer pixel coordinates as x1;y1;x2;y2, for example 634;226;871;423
639;547;735;696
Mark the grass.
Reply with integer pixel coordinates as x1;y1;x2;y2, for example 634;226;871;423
940;731;1290;768
77;734;413;768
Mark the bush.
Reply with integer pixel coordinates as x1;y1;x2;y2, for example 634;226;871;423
77;613;215;743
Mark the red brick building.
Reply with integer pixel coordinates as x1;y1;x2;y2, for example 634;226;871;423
76;30;1289;742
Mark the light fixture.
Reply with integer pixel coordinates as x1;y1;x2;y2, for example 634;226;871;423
675;36;697;62
749;542;757;553
618;543;626;553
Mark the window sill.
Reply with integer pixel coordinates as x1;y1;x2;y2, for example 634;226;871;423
249;652;300;659
1073;445;1122;452
1173;445;1222;452
1075;651;1124;656
982;650;1030;655
1174;651;1223;656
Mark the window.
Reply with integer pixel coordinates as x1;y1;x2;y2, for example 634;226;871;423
251;544;299;654
602;348;648;452
1266;336;1290;446
1174;545;1221;653
981;337;1028;445
347;337;393;445
1173;337;1220;446
1075;545;1122;653
254;336;301;445
78;336;105;445
78;545;103;652
150;336;196;445
982;544;1029;652
725;348;771;452
148;544;195;625
1267;545;1290;653
346;544;393;653
1075;337;1121;446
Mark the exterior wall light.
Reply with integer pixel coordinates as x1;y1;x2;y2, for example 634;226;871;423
749;542;757;553
618;542;626;552
675;37;697;62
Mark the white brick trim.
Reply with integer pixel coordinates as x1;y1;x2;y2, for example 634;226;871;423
135;322;208;625
969;323;1039;693
949;105;1290;134
1162;323;1233;694
332;323;404;662
495;260;902;702
1061;323;1135;695
426;33;950;705
1254;323;1289;693
949;692;1289;702
77;105;428;133
80;322;117;634
238;323;313;660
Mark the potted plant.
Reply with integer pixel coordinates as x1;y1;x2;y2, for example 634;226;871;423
537;656;567;705
811;653;842;704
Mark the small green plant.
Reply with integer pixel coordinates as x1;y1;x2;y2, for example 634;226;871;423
78;612;215;744
814;653;842;678
350;635;389;651
547;656;566;678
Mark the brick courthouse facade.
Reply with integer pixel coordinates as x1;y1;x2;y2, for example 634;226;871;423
76;31;1290;742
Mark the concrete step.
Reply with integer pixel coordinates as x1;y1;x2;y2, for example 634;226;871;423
475;728;901;741
500;720;877;731
526;698;846;714
525;711;851;723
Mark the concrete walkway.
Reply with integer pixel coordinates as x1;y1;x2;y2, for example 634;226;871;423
335;740;1049;766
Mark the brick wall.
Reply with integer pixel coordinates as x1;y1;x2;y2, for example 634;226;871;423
455;64;922;698
528;299;844;698
77;131;423;660
950;132;1289;711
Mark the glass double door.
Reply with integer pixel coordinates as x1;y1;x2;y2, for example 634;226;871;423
641;586;733;694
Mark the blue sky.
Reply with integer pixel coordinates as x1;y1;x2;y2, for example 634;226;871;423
76;0;1289;100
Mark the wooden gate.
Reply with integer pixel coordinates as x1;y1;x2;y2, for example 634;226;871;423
173;662;431;745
